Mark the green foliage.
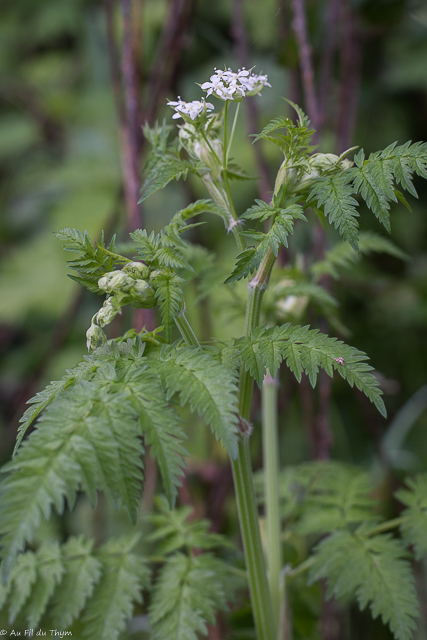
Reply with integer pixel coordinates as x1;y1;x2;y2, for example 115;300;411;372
55;228;121;293
147;495;233;555
311;230;408;279
309;142;427;251
149;552;232;640
309;530;418;640
225;324;386;415
0;534;148;639
252;100;316;163
291;463;376;535
226;204;305;282
308;173;360;251
396;474;427;560
155;346;239;458
140;123;207;201
146;498;238;640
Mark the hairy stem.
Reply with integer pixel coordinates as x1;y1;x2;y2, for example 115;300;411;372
262;371;282;627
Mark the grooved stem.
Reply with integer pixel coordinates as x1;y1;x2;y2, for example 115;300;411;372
262;371;282;626
231;245;278;640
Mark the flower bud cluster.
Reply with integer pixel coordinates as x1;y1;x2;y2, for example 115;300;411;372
86;263;158;350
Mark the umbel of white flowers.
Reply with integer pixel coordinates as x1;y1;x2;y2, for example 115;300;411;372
167;66;271;122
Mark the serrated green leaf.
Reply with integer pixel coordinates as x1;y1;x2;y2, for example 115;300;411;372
154;347;239;458
309;531;418;640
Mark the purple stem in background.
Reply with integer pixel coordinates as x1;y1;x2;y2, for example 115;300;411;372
319;0;340;126
144;0;194;125
291;0;319;134
336;0;360;152
120;0;142;231
232;0;272;202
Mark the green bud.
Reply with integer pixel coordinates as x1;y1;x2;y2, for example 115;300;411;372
98;271;135;294
86;324;106;351
95;298;120;327
131;280;156;309
123;262;150;280
149;269;163;283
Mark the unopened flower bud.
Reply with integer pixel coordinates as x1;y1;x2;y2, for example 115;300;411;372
149;269;163;283
123;262;150;280
193;138;223;180
86;324;106;351
95;298;119;327
131;280;156;309
98;271;135;294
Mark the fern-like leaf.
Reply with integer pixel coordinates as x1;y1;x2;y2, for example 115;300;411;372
0;370;144;579
308;174;360;252
309;530;419;640
311;230;408;279
83;534;150;640
153;347;239;458
293;463;376;535
230;324;386;416
147;496;233;556
149;552;231;640
151;271;185;341
396;474;427;560
139;155;206;202
55;228;118;292
21;541;64;627
0;535;147;638
50;536;102;627
121;363;188;508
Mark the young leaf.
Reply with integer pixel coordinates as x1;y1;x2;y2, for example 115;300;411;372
139;155;206;202
152;271;185;341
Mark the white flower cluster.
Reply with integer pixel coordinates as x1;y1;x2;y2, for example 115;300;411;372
167;97;214;121
201;67;271;101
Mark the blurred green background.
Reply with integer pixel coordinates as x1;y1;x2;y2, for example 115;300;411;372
1;0;427;637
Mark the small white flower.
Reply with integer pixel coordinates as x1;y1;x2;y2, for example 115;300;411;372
201;67;270;101
167;97;214;121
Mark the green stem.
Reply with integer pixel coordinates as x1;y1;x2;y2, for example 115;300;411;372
262;371;282;627
286;556;315;580
231;246;278;640
200;129;222;166
226;102;240;165
175;313;201;348
367;517;405;537
232;439;276;640
223;100;228;169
